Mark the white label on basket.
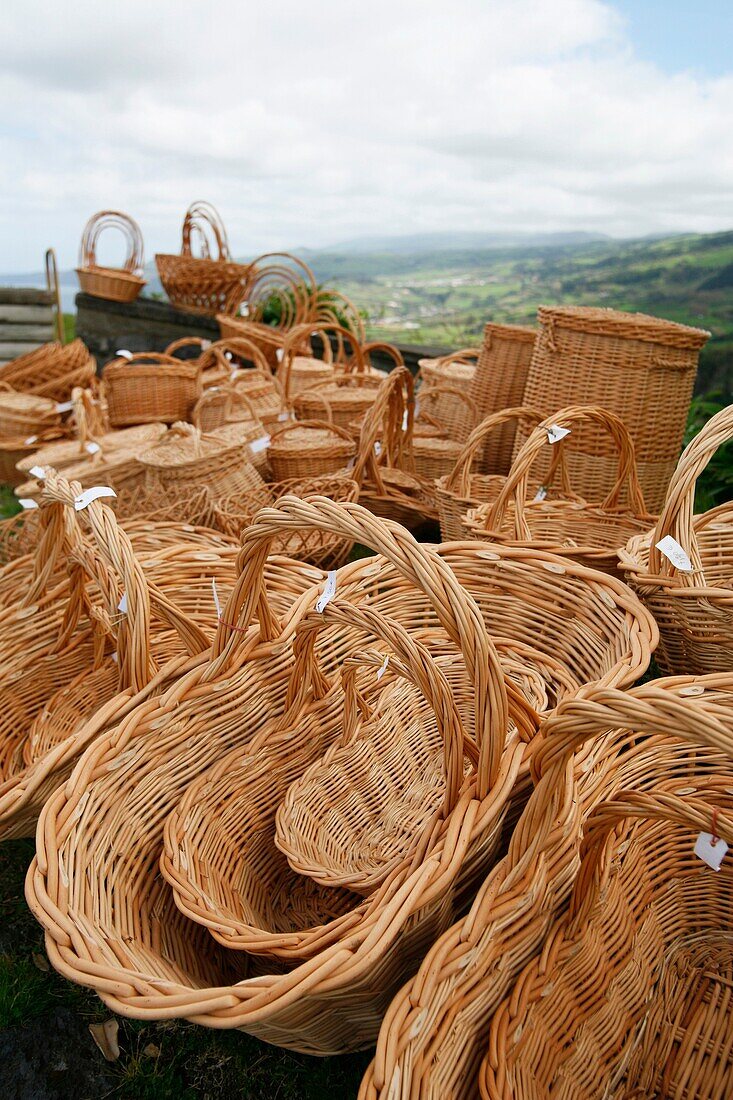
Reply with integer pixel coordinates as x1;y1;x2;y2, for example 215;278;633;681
111;652;118;664
374;441;382;457
546;425;571;445
655;535;693;573
276;348;284;363
278;411;290;422
225;351;233;361
239;302;249;317
345;457;355;470
201;339;212;350
533;486;547;503
24;436;37;445
85;441;101;455
250;435;270;455
116;349;133;360
376;654;390;681
29;465;46;480
18;498;38;509
402;410;409;431
74;485;117;511
315;570;337;613
694;832;728;870
117;592;128;614
212;577;222;619
55;400;73;413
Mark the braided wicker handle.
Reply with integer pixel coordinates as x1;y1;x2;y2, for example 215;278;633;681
79;210;144;274
244;252;317;329
204;338;274;379
312;289;366;344
353;367;416;492
164;337;209;358
294;325;369;376
484;405;649;538
362;342;405;371
181;201;231;261
209;495;511;795
444;406;547;496
648;403;733;584
420;349;480;375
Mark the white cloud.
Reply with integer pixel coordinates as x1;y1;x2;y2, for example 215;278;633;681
0;0;732;270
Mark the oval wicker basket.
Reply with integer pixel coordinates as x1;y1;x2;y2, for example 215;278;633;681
156;202;253;316
0;385;63;439
412;385;477;482
268;419;355;481
102;353;202;427
418;349;478;442
138;421;267;499
0;339;96;403
76;210;146;303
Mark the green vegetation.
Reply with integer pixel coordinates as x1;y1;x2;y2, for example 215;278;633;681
62;313;76;343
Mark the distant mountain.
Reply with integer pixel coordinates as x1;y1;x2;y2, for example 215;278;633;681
305;230;609;255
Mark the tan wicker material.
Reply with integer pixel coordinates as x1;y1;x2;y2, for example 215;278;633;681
0;429;64;487
268;419;356;481
155;202;252;316
480;680;733;1100
213;474;359;568
242;252;317;329
464;406;655;577
0;339;96;403
359;674;730;1099
313;288;367;343
463;322;537;470
291;333;381;429
26;497;654;1053
216;315;288;370
278;326;336;397
16;422;163;478
102;353;201;427
515;306;710;512
435;407;547;539
620;403;733;673
138;422;266;500
164;336;210;360
412;386;477;482
76;211;146;303
419;349;479;442
0;385;63;440
190;385;271;473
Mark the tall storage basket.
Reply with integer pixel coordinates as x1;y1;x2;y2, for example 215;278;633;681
464;322;536;471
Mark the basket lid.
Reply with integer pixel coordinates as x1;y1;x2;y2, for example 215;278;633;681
537;305;710;350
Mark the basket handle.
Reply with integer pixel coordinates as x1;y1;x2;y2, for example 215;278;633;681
79;210;144;273
312;290;367;344
418;385;478;433
244;253;318;329
191;388;230;431
295;323;368;375
353;367;417;493
208;497;515;795
180;201;231;262
483;405;649;538
164;337;208;358
443;407;547;496
419;349;480;378
362;342;405;371
270;418;355;445
201;338;273;377
278;326;334;400
648;403;733;584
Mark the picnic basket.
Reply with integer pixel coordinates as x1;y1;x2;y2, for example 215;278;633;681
515;306;710;512
463;406;654;577
156;202;252;315
268;419;355;481
463;322;536;471
480;679;733;1100
0;339;96;403
435;407;547;539
76;210;146;303
138;422;266;499
103;353;201;427
620;402;733;673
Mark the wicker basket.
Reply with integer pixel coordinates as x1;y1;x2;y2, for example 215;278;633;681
156;202;253;316
103;353;202;427
435;407;547;539
418;349;479;442
463;322;537;471
138;422;266;500
216;315;288;370
0;429;64;487
268;419;355;481
0;385;63;439
359;675;729;1100
313;288;367;343
463;406;655;577
241;252;317;330
0;339;96;403
620;403;733;673
480;681;733;1100
76;210;146;303
412;386;476;482
278;326;336;397
16;422;164;479
515;306;710;512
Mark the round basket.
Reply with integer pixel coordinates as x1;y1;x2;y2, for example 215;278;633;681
103;353;202;427
278;326;337;397
0;385;63;439
155;202;253;316
293;373;382;433
0;339;96;403
268;419;355;481
465;322;537;472
138;422;267;499
76;211;146;303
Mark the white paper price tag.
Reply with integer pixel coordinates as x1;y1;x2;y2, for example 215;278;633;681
656;535;693;573
533;486;547;503
55;400;73;413
278;411;290;422
402;410;409;431
212;577;222;619
239;302;249;317
117;592;128;614
376;654;390;681
116;349;133;360
74;485;117;511
546;425;571;445
315;570;337;613
85;441;101;455
374;441;382;457
19;498;38;509
29;465;46;480
201;339;212;350
24;436;37;445
276;348;284;362
694;832;728;871
249;435;271;455
225;351;233;361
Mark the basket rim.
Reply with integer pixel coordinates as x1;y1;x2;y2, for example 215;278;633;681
537;304;710;349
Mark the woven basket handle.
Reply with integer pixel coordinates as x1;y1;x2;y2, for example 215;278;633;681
418;385;477;432
244;252;318;329
444;406;546;497
180;201;230;261
208;495;511;796
294;325;368;376
485;405;649;538
420;349;480;375
203;338;273;377
79;210;144;273
191;388;230;431
296;600;469;815
362;342;405;371
165;337;208;358
270;418;354;444
353;367;416;493
648;404;733;584
278;328;334;400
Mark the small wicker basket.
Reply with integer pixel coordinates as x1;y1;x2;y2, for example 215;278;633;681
0;339;96;403
268;419;356;481
103;353;202;427
76;211;146;303
156;202;253;316
0;385;63;440
138;421;267;499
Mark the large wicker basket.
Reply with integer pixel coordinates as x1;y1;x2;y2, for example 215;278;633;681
464;322;536;471
156;202;253;316
76;210;146;303
515;306;710;512
103;353;202;426
0;339;96;403
138;422;266;499
268;419;355;481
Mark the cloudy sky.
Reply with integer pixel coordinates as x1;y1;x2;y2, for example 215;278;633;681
1;0;732;271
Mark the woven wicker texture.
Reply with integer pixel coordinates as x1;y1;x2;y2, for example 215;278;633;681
419;350;479;443
464;322;537;470
0;339;96;403
268;419;356;481
435;407;547;539
312;288;367;343
0;385;62;440
292;331;381;429
516;305;710;512
17;422;162;478
27;499;654;1055
620;402;733;673
242;252;317;331
480;680;733;1100
156;202;252;315
360;674;729;1100
464;405;654;577
77;211;146;303
278;325;337;397
103;353;201;427
138;422;266;499
412;386;476;482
